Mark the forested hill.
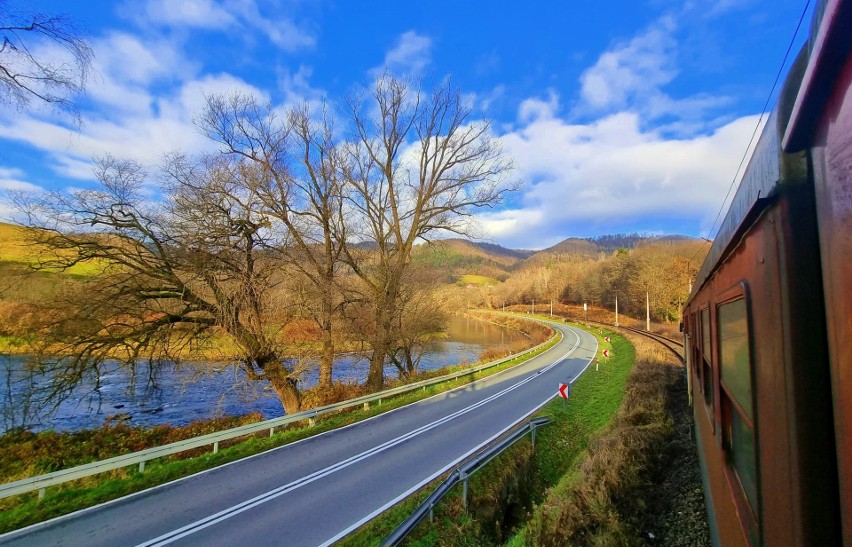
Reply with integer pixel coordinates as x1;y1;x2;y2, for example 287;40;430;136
411;234;700;284
538;233;697;255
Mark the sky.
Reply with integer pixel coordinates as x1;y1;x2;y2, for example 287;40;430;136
0;0;813;249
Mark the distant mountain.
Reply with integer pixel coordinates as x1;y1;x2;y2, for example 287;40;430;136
412;238;532;281
539;237;600;256
529;233;699;261
468;241;535;260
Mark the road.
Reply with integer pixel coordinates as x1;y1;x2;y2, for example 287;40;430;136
0;320;598;546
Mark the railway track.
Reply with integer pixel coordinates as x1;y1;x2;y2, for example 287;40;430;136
583;319;684;364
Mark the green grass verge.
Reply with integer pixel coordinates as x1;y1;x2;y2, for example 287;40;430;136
0;328;561;534
337;320;634;546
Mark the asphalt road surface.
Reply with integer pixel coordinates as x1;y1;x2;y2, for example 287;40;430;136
0;319;598;547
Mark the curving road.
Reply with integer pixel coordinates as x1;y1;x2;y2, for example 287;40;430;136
0;320;597;547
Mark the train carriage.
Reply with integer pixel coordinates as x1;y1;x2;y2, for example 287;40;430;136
683;0;852;544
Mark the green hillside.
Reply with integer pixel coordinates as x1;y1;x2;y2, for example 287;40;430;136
0;222;103;277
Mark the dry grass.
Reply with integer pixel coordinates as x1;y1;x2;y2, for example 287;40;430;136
521;334;683;546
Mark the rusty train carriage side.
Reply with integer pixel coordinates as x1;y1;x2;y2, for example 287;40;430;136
684;0;850;544
784;0;852;542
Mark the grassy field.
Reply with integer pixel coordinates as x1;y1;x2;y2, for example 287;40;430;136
458;274;500;287
338;320;635;546
0;222;103;277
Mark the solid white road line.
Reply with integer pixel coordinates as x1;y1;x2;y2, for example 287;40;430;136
321;326;597;546
137;327;583;546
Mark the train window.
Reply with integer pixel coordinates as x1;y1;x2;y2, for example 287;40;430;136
718;299;753;419
700;307;713;408
691;312;701;377
717;297;758;523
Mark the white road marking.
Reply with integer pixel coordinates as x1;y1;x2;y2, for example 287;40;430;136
137;326;584;547
322;326;596;546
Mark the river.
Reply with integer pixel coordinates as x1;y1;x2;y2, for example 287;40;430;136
0;316;520;434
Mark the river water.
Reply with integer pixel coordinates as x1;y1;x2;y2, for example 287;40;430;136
0;316;520;433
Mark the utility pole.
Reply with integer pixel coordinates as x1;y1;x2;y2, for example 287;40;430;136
646;291;651;331
615;292;619;327
502;300;505;312
550;299;553;317
532;300;535;314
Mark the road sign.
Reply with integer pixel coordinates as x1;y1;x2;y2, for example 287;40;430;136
604;336;611;343
602;349;611;358
558;383;570;398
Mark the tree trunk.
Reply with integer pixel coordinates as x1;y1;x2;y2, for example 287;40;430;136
263;363;302;414
319;331;334;388
366;340;387;391
366;309;393;391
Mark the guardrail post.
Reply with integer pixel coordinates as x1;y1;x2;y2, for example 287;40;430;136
461;472;469;511
138;460;146;473
213;441;219;454
531;424;537;449
38;488;45;501
429;502;434;522
363;402;369;411
269;427;275;437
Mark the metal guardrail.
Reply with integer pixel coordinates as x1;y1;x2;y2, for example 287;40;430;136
380;417;552;547
0;322;561;501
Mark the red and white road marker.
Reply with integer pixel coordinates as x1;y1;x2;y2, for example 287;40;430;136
558;383;570;398
602;349;611;358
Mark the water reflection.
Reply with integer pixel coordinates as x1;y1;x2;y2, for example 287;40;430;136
1;316;521;433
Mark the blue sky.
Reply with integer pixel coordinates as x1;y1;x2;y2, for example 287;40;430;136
0;0;812;249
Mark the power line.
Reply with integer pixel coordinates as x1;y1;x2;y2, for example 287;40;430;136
690;0;813;267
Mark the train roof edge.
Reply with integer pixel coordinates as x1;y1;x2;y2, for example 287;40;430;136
783;0;852;152
686;0;847;304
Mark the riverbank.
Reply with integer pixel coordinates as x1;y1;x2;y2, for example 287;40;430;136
0;319;558;534
1;315;531;434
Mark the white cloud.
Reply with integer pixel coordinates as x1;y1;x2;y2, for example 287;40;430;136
518;91;560;123
0;71;272;181
129;0;315;53
0;168;44;222
579;16;677;113
141;0;236;29
0;167;43;192
377;31;432;75
576;15;731;131
477;106;762;248
83;32;199;116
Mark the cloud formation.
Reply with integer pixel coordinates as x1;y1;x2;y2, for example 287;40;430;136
479;109;759;248
472;14;760;248
130;0;316;52
379;31;432;75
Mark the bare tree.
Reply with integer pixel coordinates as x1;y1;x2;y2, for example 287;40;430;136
15;154;306;413
198;94;349;389
387;268;447;380
343;75;516;390
0;2;93;116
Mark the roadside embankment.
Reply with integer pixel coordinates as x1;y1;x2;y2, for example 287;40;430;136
341;321;710;546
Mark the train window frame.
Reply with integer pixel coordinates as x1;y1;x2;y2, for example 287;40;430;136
691;312;701;380
699;306;715;422
716;282;760;544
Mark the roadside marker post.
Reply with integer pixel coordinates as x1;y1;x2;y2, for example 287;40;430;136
558;382;570;412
